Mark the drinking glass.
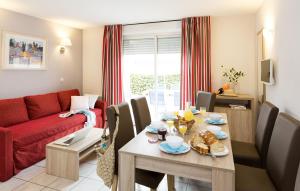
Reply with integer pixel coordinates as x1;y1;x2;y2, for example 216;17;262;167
185;101;191;110
199;107;207;116
179;124;187;137
166;120;174;134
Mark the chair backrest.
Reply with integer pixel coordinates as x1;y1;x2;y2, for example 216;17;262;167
131;97;151;134
266;113;300;191
294;164;300;191
106;102;135;174
255;102;279;165
195;91;216;112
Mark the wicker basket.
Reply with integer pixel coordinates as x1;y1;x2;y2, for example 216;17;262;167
174;119;195;134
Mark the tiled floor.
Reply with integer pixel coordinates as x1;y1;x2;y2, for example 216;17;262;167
0;153;211;191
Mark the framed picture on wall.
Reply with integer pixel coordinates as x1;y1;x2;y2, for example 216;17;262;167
1;31;47;70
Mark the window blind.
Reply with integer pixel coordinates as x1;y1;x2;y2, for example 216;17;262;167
123;36;181;55
123;38;155;55
157;37;181;54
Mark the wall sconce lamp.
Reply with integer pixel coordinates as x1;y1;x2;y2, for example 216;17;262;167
262;28;274;56
60;38;72;54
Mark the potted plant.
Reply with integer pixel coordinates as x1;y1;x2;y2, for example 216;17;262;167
221;65;245;93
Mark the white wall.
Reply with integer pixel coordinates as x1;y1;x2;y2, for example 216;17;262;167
257;0;300;119
0;8;82;99
82;26;104;96
211;15;257;96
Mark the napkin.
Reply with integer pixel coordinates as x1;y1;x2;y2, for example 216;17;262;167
161;113;177;121
160;142;187;153
147;125;158;133
215;130;227;139
191;108;199;114
207;118;225;124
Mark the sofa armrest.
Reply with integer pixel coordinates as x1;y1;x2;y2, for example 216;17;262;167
0;127;14;181
95;100;107;127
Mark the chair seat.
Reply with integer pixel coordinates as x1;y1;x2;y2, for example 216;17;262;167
236;164;276;191
135;169;165;189
232;140;262;168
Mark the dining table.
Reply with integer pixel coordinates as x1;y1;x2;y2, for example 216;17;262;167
118;112;235;191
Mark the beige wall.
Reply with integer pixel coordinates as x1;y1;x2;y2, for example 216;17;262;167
257;0;300;119
0;8;82;99
82;26;104;96
211;15;257;96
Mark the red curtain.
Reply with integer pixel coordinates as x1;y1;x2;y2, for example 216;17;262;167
180;17;211;109
102;25;123;106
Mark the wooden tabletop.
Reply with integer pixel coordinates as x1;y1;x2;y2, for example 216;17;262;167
119;113;235;172
217;94;254;101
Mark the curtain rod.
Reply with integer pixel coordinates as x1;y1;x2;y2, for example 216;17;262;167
123;19;181;26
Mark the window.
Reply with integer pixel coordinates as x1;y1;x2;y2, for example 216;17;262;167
123;35;181;119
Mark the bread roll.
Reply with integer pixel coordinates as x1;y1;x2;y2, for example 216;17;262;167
210;142;225;153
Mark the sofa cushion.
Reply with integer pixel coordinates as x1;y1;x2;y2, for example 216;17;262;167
10;108;102;148
25;93;61;120
0;98;29;127
70;96;90;111
57;89;80;111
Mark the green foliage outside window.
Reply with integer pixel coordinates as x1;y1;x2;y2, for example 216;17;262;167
130;74;180;95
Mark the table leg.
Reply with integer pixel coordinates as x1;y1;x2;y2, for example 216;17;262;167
167;175;175;191
212;169;235;191
118;152;135;191
46;147;79;180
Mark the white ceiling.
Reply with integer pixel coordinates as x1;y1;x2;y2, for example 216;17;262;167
0;0;264;29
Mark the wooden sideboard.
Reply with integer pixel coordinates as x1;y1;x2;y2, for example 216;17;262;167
214;94;256;143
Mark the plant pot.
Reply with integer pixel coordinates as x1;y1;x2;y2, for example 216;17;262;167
230;83;238;94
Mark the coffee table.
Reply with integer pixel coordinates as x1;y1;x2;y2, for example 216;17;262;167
46;128;105;180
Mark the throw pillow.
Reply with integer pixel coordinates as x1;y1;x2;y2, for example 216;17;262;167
25;93;61;120
58;89;80;111
70;96;90;112
84;94;99;109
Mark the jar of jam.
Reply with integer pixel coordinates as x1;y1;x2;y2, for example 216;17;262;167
158;127;167;141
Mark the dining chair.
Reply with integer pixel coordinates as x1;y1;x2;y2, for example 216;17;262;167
195;91;216;112
232;102;279;168
294;164;300;191
235;113;300;191
131;96;151;134
106;102;165;191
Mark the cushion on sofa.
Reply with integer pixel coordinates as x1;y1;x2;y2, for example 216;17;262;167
10;108;102;148
0;98;29;127
25;93;61;120
57;89;80;111
70;96;90;111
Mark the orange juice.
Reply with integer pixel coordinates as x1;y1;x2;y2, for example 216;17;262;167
166;120;174;128
179;125;187;136
184;110;194;121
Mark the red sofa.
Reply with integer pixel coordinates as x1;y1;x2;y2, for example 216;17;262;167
0;89;106;181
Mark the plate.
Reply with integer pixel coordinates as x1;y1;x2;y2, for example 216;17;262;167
189;142;229;157
210;145;229;157
206;125;221;132
205;118;227;125
159;142;191;155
